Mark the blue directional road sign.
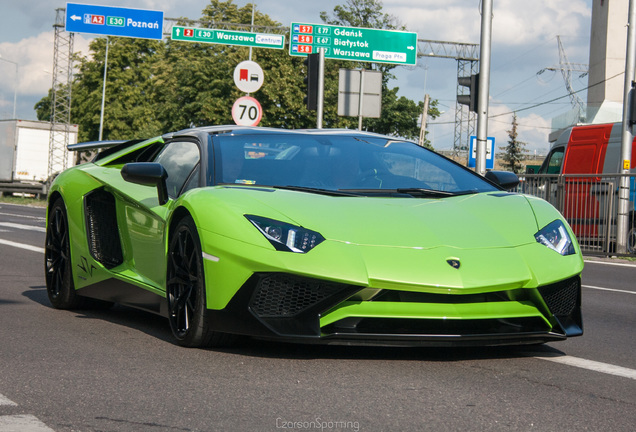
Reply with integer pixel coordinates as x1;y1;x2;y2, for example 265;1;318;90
65;3;164;40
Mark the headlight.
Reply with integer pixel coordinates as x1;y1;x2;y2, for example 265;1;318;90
535;220;575;256
245;215;325;253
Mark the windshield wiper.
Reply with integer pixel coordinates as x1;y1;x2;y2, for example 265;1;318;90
395;188;455;197
337;188;475;198
397;188;480;197
272;185;361;197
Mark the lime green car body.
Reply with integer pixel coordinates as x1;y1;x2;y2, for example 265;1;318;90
46;126;583;347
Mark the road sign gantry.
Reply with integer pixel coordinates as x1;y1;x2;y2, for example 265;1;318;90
289;22;417;65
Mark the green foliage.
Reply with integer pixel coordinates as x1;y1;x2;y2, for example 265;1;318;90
34;0;438;143
69;37;164;141
34;89;52;122
500;113;527;174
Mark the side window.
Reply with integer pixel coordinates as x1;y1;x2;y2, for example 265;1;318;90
182;165;201;194
154;141;200;198
539;147;564;174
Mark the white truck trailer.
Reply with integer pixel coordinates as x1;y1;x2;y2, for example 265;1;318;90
0;120;78;196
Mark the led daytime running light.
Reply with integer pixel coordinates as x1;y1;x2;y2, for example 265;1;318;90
535;220;575;256
245;215;325;253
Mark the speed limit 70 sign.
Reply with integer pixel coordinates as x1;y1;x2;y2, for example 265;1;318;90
232;96;262;126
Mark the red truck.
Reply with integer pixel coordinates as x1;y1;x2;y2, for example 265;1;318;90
531;122;636;253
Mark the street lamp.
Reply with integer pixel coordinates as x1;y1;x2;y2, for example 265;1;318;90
0;54;19;119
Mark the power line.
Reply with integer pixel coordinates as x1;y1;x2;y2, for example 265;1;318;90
431;71;624;128
489;71;625;118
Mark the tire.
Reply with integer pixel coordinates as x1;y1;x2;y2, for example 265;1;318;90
166;216;235;348
44;198;85;309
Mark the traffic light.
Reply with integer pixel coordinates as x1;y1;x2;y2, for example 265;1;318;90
304;53;320;111
457;73;479;113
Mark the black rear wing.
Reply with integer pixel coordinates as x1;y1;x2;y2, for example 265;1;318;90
68;139;146;163
67;140;142;152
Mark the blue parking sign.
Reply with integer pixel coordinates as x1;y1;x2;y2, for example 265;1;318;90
468;136;495;169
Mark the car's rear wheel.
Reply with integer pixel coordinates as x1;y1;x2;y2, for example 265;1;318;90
167;216;234;347
45;198;84;309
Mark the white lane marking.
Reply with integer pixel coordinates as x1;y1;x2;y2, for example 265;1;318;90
584;259;636;268
583;284;636;295
0;212;46;221
534;354;636;381
0;394;17;406
0;222;45;233
0;414;56;431
0;239;45;254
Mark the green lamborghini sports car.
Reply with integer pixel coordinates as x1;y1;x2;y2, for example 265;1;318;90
45;126;583;347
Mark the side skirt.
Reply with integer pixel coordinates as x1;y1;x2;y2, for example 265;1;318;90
77;278;168;317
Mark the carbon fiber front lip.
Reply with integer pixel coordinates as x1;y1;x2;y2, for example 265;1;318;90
249;331;567;347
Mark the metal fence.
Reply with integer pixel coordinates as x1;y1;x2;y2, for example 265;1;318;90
518;173;636;256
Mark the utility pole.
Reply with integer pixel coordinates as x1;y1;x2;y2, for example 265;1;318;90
617;0;636;254
316;48;325;129
418;94;430;146
475;0;493;176
98;37;109;141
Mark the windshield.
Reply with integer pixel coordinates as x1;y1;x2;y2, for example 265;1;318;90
210;133;498;195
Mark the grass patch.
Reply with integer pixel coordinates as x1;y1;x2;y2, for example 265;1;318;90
0;194;47;207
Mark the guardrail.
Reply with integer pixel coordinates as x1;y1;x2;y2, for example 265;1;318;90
519;173;636;256
0;182;47;198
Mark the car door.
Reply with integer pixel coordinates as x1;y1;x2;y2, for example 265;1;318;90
123;139;201;291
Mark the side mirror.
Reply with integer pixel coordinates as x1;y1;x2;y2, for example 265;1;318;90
121;162;169;205
485;170;520;191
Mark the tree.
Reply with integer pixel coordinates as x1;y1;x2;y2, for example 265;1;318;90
500;113;527;173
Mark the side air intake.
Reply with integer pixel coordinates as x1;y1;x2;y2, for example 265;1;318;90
84;189;123;269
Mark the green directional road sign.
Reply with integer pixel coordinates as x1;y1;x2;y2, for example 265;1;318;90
289;22;418;65
171;25;285;50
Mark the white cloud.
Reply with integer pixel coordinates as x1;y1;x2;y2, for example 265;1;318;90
487;105;554;155
0;31;91;97
384;0;590;46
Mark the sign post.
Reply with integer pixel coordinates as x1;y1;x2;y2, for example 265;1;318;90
338;69;382;121
289;22;417;65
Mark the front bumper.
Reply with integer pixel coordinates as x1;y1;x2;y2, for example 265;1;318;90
206;272;583;347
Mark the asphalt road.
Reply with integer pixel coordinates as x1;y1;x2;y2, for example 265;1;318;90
0;202;635;432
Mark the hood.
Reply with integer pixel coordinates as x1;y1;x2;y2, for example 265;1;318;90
205;187;540;250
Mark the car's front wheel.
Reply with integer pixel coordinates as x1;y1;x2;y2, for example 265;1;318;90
45;198;83;309
166;216;234;347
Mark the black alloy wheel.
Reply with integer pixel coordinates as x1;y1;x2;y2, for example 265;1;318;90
45;198;82;309
166;216;234;347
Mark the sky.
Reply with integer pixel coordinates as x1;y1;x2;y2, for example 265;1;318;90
0;0;596;155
